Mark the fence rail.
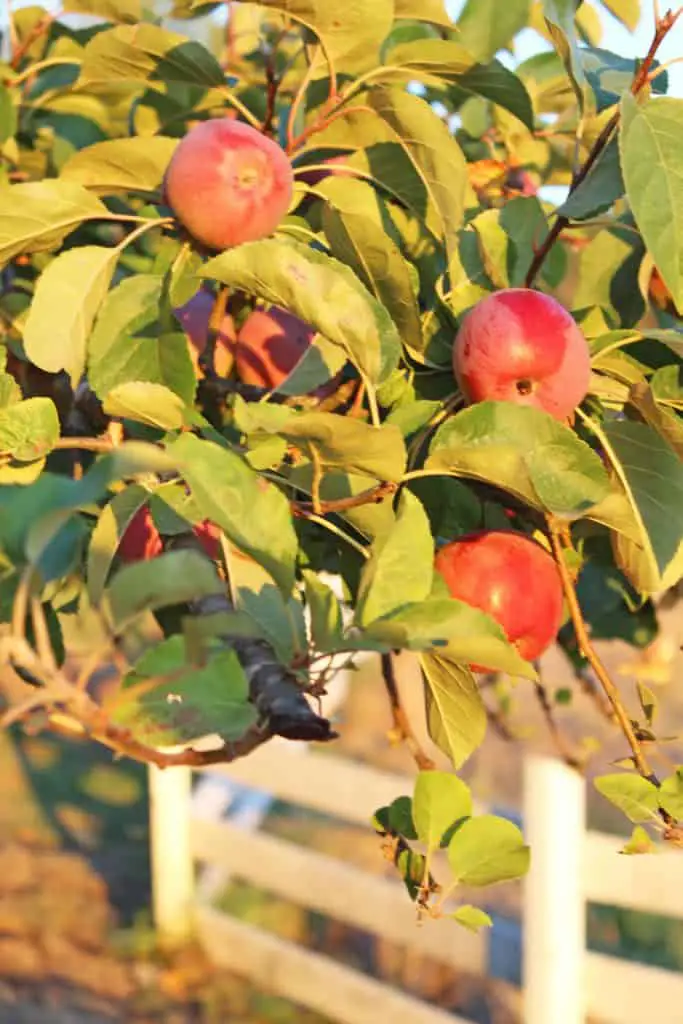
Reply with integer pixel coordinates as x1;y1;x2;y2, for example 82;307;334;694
149;748;683;1024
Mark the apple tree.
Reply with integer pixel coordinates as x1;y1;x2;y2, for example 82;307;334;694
1;0;683;928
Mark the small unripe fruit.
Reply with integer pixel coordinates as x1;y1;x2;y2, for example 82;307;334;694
173;288;236;377
163;118;294;251
453;289;591;421
235;307;328;393
435;530;564;672
118;507;220;564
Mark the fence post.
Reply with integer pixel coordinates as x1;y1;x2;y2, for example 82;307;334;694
523;755;586;1024
148;763;195;947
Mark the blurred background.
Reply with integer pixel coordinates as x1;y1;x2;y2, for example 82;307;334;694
1;2;683;1023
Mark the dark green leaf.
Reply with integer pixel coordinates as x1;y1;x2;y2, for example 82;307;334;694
169;432;298;596
558;136;623;221
79;23;226;89
106;548;224;627
356;491;433;625
112;635;257;746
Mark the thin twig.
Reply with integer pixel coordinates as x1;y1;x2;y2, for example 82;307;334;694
547;518;656;783
533;677;583;770
380;653;435;771
293;480;397;517
525;6;682;287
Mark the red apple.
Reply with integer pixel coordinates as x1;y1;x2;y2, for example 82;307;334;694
435;530;564;671
452;289;591;421
163;118;294;251
173;287;236;377
118;506;221;564
234;306;344;399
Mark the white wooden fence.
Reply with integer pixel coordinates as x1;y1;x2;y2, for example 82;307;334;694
148;746;683;1024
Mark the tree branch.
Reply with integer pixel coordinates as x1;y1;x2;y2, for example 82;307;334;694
547;518;656;783
525;6;683;288
380;653;435;771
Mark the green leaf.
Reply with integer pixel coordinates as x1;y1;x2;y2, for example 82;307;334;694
202;239;400;386
23;245;118;384
323;205;423;354
543;0;590;111
356;491;433;625
103;382;186;430
421;652;485;769
106;548;224;628
395;0;453;26
658;769;683;820
594;773;660;823
303;571;345;652
279;412;406;481
222;541;306;664
0;180;108;269
367;598;535;677
367;87;468;262
584;47;666;114
87;484;150;606
79;23;226;89
427;402;610;518
62;0;144;21
620;94;683;314
387;795;418;840
598;0;640;32
558;136;624;221
60;136;178;195
217;0;394;75
448;815;530;886
605;420;683;593
627;382;683;461
111;635;257;746
88;274;196;405
456;0;530;62
0;398;60;462
621;825;655;855
169;432;298;596
451;905;494;932
413;770;472;851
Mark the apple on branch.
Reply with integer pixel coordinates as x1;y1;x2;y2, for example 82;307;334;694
163;118;294;251
118;506;221;565
452;288;591;421
435;530;565;673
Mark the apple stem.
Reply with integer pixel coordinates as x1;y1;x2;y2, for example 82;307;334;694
546;518;658;785
381;652;436;771
524;6;682;289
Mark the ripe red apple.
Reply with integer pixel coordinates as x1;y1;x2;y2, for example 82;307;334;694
118;506;220;564
173;287;236;377
452;289;591;421
435;530;564;671
163;118;294;251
